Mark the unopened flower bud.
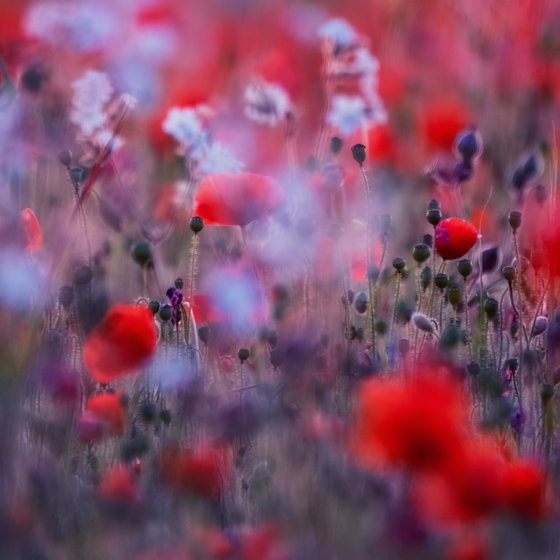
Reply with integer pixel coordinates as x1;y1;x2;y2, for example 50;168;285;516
412;244;430;264
351;143;366;166
412;312;434;334
190;216;204;234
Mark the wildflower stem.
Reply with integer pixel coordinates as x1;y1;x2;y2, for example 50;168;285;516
185;233;200;349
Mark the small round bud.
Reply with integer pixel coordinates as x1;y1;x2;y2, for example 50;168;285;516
483;297;499;319
354;291;368;314
457;259;473;278
148;300;160;315
330;136;343;154
455;128;483;161
447;285;462;307
392;257;405;273
374;320;387;336
238;348;250;362
351;144;366;166
174;277;184;289
73;265;93;285
58;149;72;168
131;242;152;267
58;285;74;308
502;265;515;282
508;211;522;231
189;216;204;234
159;304;173;322
532;316;548;337
420;266;432;291
434;273;449;290
412;312;434;334
426;208;442;226
159;409;172;425
412;243;430;264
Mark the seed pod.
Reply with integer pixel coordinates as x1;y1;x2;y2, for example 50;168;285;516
238;348;250;362
502;266;515;283
420;266;432;291
426;208;442;226
392;257;405;273
531;316;548;337
447;285;462;307
483;297;499;319
159;304;173;322
508;211;522;231
434;273;449;290
330;136;343;154
412;243;430;264
457;259;472;278
174;278;184;289
148;300;160;315
131;242;152;267
455;128;483;161
354;291;368;314
190;216;204;234
351;143;366;166
412;312;434;334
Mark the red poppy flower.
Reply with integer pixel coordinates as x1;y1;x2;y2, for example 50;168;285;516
98;465;140;504
353;371;468;472
86;391;126;435
435;217;478;260
160;445;225;501
502;459;547;520
419;98;471;151
84;304;157;384
19;208;42;253
193;173;283;226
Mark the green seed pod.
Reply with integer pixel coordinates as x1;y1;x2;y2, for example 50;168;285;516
447;285;462;307
502;265;515;283
238;348;250;362
148;300;160;315
174;277;184;289
159;304;173;322
392;257;405;273
412;243;430;264
508;211;522;231
420;266;432;291
434;273;449;290
131;242;152;267
426;208;442;226
190;216;204;234
483;297;499;319
374;320;388;336
457;259;472;279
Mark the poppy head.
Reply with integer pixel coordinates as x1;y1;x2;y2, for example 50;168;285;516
435;218;478;260
193;173;283;226
84;304;157;384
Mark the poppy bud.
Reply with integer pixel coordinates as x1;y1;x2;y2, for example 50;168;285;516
532;316;548;337
190;216;204;234
69;166;85;185
512;153;542;191
483;297;499;319
434;273;449;290
330;136;343;154
412;244;430;264
351;143;366;166
455;128;483;161
426;208;442;226
148;300;160;315
420;266;432;291
73;265;93;285
502;265;515;282
159;304;173;322
412;312;434;334
58;149;72;168
508;211;522;231
457;259;472;278
131;242;152;267
447;285;462;307
454;159;473;183
392;257;405;273
238;348;250;362
354;291;368;314
174;278;184;289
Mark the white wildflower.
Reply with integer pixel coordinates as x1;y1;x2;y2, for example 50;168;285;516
318;18;358;47
244;81;291;126
70;71;113;137
327;95;367;136
199;143;245;175
162;106;207;155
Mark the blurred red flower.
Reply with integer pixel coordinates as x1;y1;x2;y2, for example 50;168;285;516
353;371;468;472
193;173;283;226
419;98;471;151
161;445;225;501
98;465;140;504
19;208;42;253
84;304;157;384
86;391;126;436
435;217;478;260
502;459;547;520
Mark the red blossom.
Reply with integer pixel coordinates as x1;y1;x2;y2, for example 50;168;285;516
19;208;42;253
83;304;157;384
98;465;140;504
435;217;478;260
193;173;283;226
85;391;126;436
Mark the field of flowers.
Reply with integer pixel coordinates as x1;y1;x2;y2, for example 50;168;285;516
1;0;560;558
